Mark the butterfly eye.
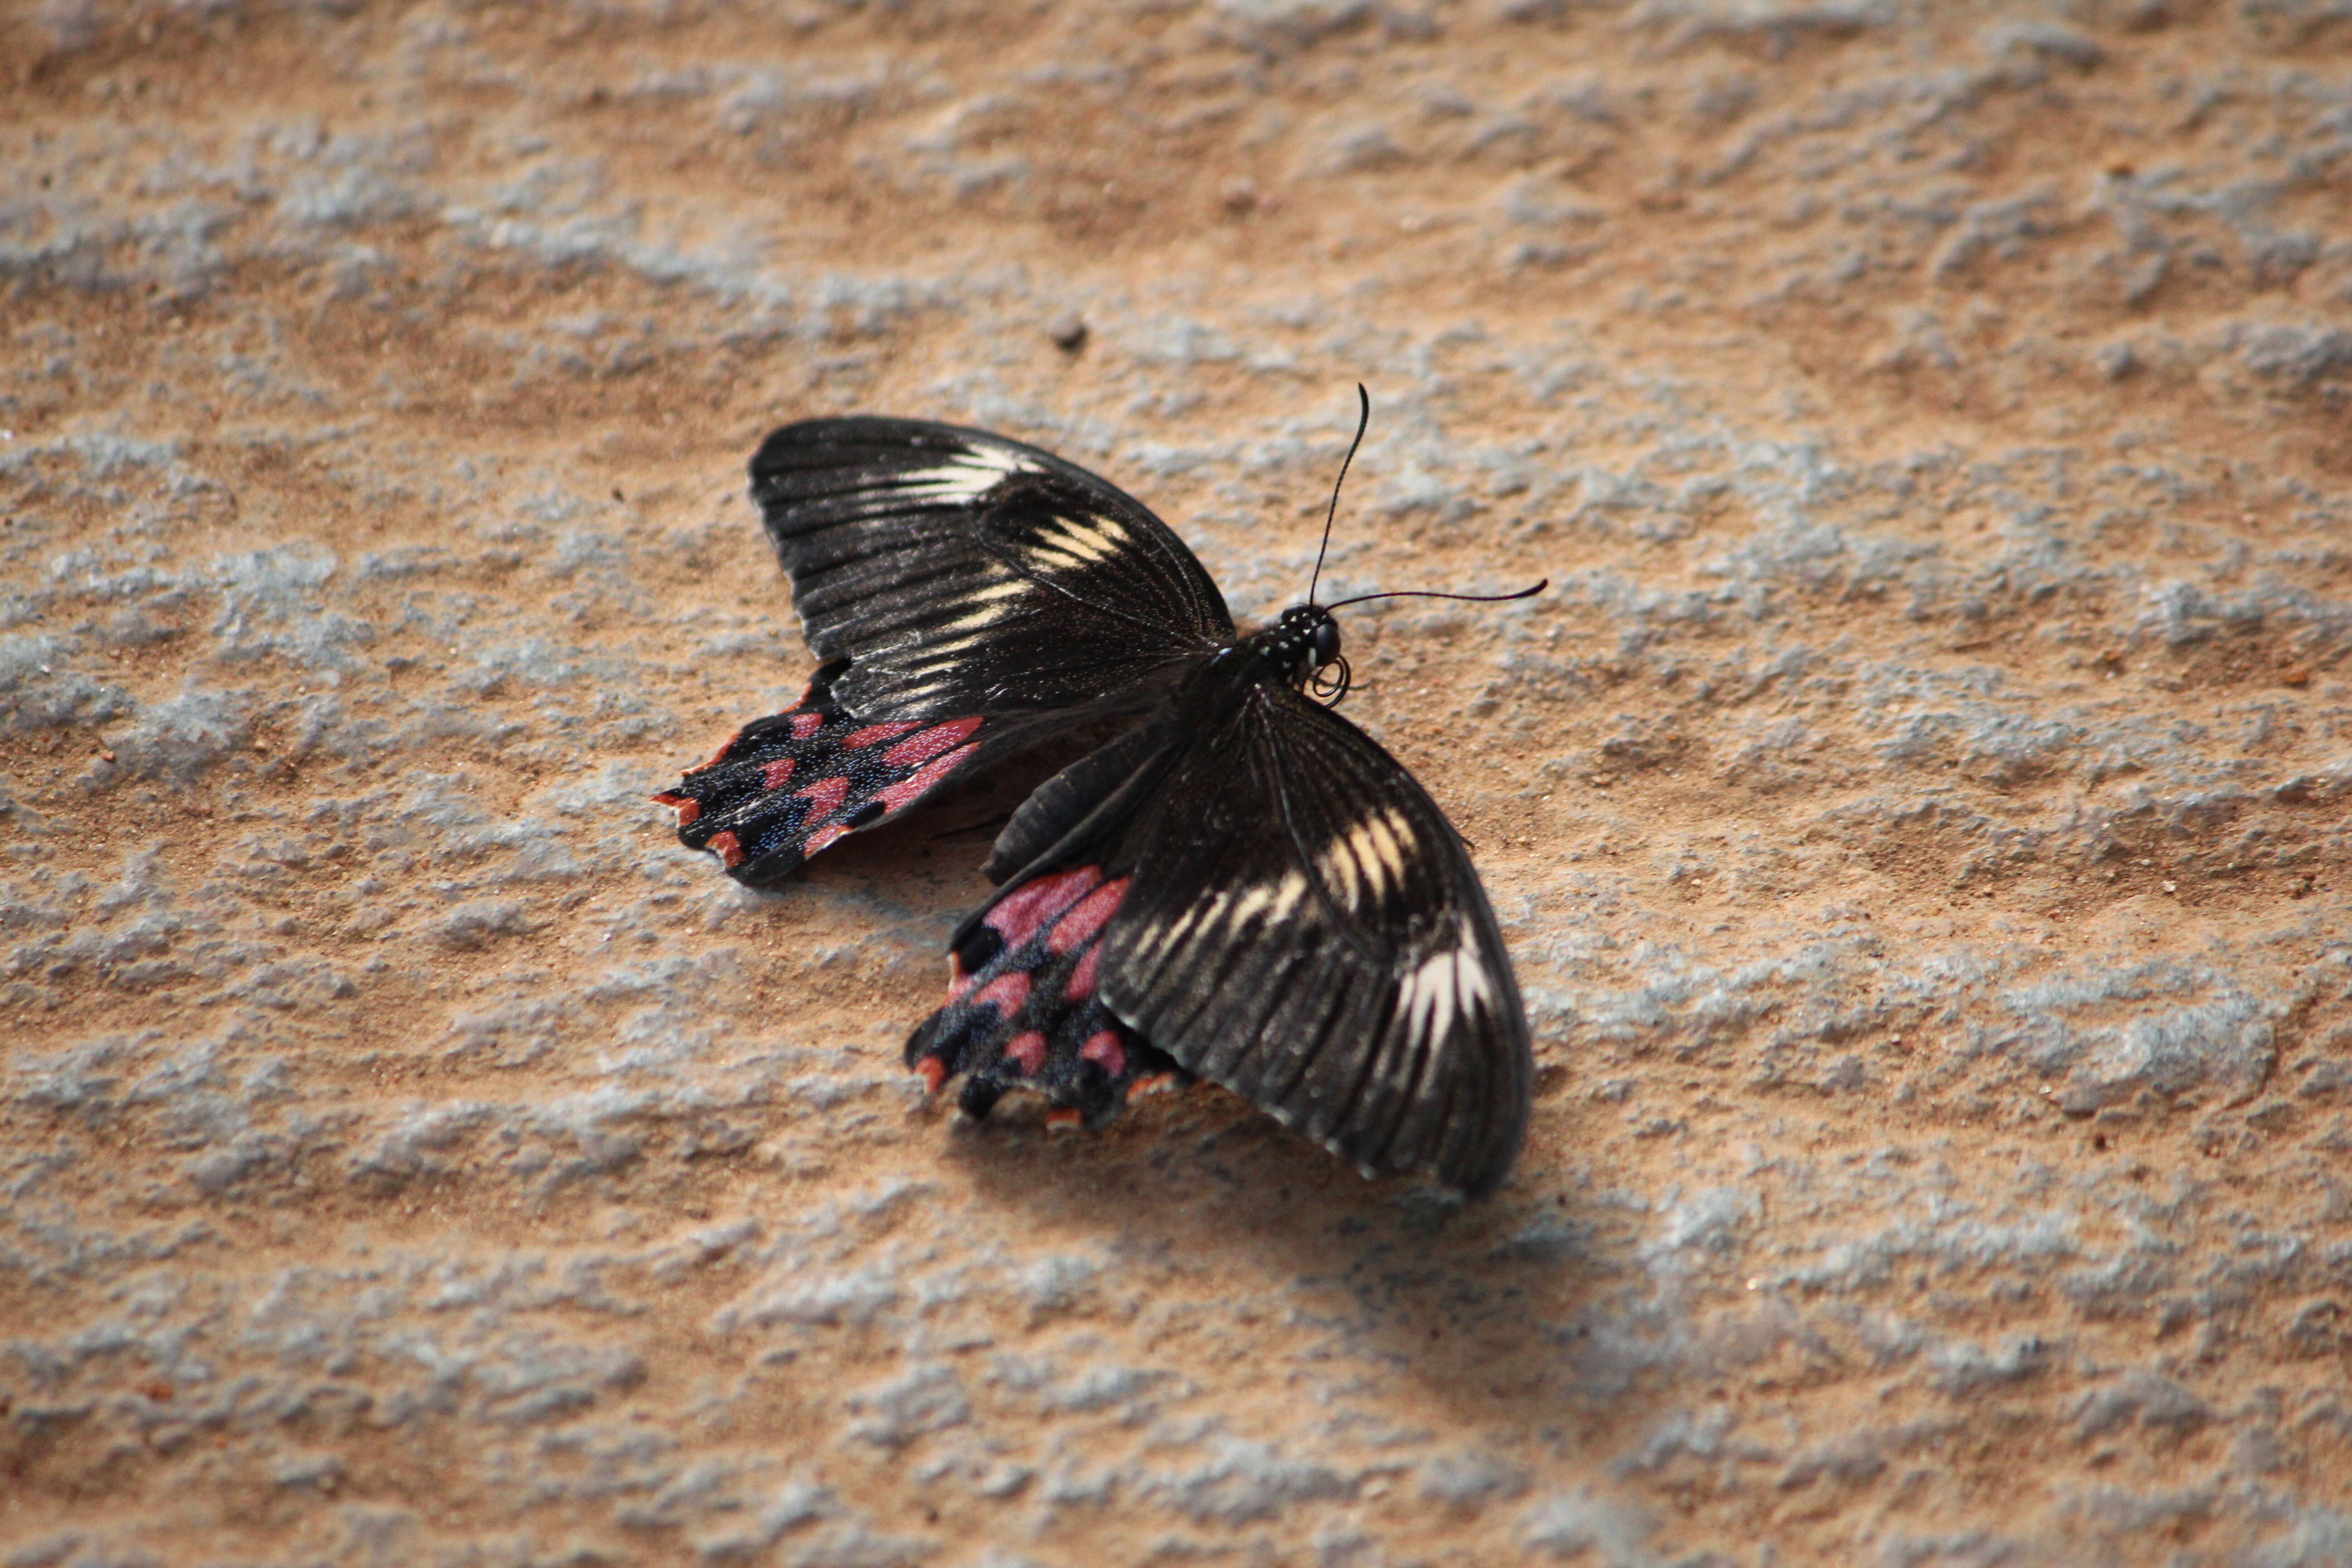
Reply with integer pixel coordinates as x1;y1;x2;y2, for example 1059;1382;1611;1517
1311;617;1341;667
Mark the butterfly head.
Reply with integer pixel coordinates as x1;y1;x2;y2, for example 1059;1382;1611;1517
1253;603;1351;704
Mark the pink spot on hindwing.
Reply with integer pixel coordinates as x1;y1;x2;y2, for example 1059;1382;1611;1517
882;716;984;769
872;742;980;816
1064;943;1101;1001
788;776;855;857
1048;876;1130;954
1005;1032;1048;1074
973;972;1031;1015
760;757;797;789
1080;1031;1127;1078
795;775;850;820
843;720;923;749
985;866;1102;949
789;711;824;740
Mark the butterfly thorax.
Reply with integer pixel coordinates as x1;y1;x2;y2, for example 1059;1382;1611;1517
1238;604;1342;688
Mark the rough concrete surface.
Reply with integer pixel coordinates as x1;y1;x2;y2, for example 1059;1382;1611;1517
4;1;2352;1563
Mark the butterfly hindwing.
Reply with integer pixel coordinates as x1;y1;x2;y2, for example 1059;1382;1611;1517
655;663;992;887
906;863;1190;1129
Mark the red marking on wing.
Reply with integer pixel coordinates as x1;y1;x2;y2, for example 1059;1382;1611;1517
973;972;1032;1014
985;866;1102;948
1063;943;1102;1002
651;792;701;828
760;756;797;789
1080;1031;1127;1078
1048;876;1129;955
843;720;923;749
882;716;984;769
707;830;745;869
795;775;850;819
1044;1108;1083;1132
695;729;745;770
916;1057;947;1093
1005;1031;1048;1074
789;712;824;740
804;822;849;856
871;741;981;817
1130;1072;1181;1098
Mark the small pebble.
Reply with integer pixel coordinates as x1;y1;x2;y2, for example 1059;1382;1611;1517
1047;313;1087;353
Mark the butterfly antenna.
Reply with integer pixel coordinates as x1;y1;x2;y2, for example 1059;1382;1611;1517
1307;383;1371;607
1323;579;1548;611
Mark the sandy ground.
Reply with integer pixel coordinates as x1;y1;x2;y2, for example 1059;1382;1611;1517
4;2;2352;1564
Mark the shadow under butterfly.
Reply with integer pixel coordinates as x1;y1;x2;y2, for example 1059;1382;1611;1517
656;389;1544;1198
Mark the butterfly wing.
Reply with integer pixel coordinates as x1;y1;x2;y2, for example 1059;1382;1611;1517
751;417;1235;718
912;674;1533;1197
1104;684;1533;1196
654;661;995;887
662;420;1233;882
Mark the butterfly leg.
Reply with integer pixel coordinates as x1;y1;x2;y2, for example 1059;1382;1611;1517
907;864;1191;1127
654;662;990;886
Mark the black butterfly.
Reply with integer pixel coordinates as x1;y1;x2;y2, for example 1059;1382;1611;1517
656;402;1538;1196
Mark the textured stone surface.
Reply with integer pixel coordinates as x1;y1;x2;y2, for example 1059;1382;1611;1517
5;2;2352;1563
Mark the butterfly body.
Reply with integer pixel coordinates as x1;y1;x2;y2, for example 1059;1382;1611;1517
659;416;1534;1196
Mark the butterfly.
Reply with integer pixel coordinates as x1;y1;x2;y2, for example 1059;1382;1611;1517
656;395;1539;1196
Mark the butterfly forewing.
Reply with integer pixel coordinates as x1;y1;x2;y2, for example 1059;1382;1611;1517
989;673;1532;1197
752;419;1234;719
